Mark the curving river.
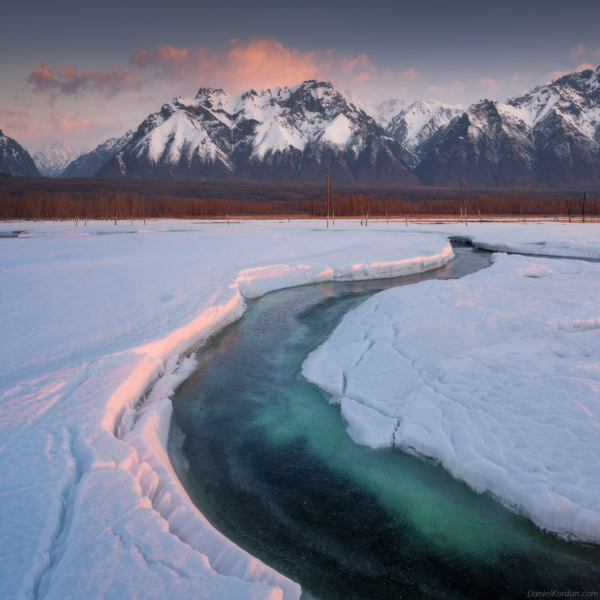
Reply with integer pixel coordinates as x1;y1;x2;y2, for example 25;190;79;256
168;243;600;600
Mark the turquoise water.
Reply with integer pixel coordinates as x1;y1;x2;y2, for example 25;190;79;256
169;245;600;600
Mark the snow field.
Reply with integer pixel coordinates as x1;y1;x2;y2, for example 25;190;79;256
303;250;600;542
0;220;453;600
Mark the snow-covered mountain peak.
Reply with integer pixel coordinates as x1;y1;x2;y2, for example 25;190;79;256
376;99;406;126
386;99;464;168
59;128;137;178
195;87;225;100
60;66;600;188
415;66;600;189
505;65;600;149
339;89;382;123
33;142;86;177
96;80;420;186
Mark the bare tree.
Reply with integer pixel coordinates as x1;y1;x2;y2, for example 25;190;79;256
460;176;468;226
112;157;117;226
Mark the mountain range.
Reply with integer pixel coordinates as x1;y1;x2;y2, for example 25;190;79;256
2;65;599;189
415;69;600;189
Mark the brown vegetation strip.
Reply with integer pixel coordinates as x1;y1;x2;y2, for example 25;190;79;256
1;189;598;221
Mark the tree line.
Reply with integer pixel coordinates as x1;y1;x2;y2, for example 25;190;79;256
0;190;597;222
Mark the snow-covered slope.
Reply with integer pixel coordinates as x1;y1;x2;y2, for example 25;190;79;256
417;65;600;188
61;129;136;178
375;99;407;127
387;100;463;169
0;130;40;177
33;142;85;178
338;89;383;123
507;68;600;188
95;81;421;186
0;220;452;600
415;99;543;188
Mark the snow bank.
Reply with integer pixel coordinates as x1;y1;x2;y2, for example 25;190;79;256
0;220;452;600
119;356;300;599
303;252;600;542
236;244;453;299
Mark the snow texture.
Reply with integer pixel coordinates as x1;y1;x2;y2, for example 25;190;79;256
0;220;453;600
303;227;600;542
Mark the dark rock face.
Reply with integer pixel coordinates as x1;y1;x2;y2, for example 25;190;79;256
60;129;136;178
532;106;600;189
0;130;40;177
415;101;543;188
415;67;600;189
95;81;421;187
386;101;463;170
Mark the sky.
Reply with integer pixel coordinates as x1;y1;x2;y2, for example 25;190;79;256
2;0;599;153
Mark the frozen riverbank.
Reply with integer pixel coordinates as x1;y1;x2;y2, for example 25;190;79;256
303;250;600;542
0;220;452;600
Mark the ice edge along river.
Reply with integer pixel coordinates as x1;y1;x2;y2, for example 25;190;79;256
109;244;455;600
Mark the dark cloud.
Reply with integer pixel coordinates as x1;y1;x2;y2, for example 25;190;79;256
26;62;140;98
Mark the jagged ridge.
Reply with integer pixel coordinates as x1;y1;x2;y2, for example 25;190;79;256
61;129;137;178
96;81;421;187
0;130;40;177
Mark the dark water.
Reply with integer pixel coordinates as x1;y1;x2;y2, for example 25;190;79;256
169;244;600;600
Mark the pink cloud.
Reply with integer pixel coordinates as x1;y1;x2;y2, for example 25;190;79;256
595;48;600;57
222;39;325;89
132;40;325;91
427;81;465;101
28;39;381;100
0;106;101;149
546;69;570;81
478;77;505;89
571;44;585;59
341;53;371;74
339;53;376;83
49;110;92;133
575;62;595;72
